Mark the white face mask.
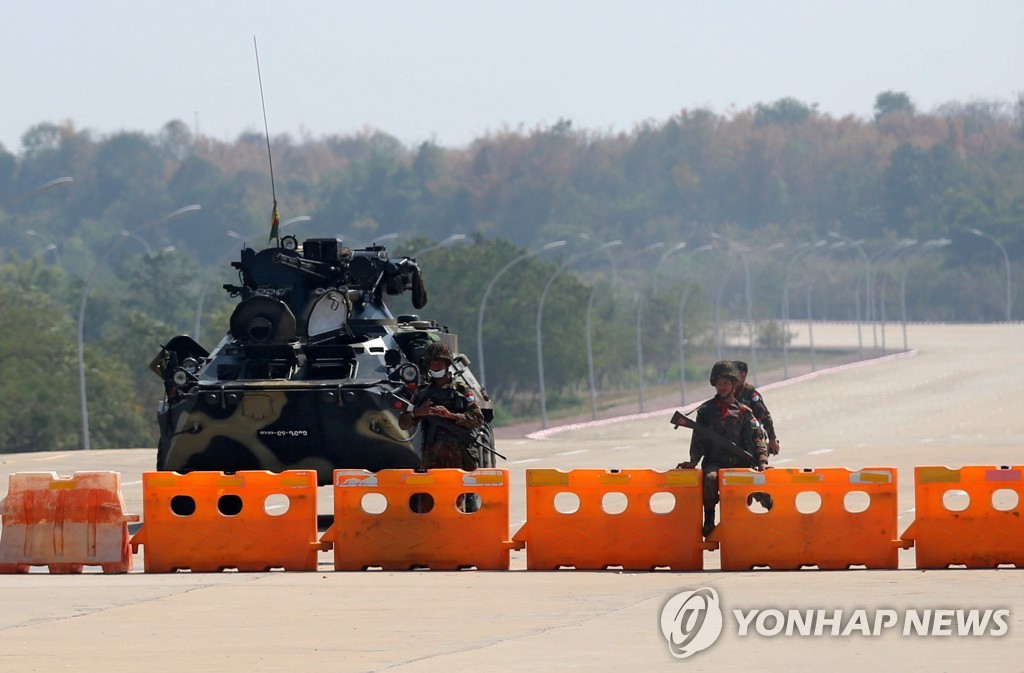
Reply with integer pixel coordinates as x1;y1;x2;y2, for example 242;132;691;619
428;367;448;379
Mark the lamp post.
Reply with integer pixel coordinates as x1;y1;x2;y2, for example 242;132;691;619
636;242;686;412
120;229;153;254
3;176;74;209
677;245;713;405
538;241;621;429
413;233;467;258
872;240;917;355
31;243;58;261
367;232;399;246
279;215;311;235
829;232;874;349
901;239;951;351
781;241;826;378
33;176;74;194
782;239;831;372
9;177;74;262
25;229;61;265
194;230;248;338
711;233;757;383
583;241;656;420
78;204;201;450
585;285;602;421
476;240;567;388
971;228;1012;322
823;239;865;362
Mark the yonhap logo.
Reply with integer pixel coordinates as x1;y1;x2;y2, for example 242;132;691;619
659;587;1011;661
659;587;724;659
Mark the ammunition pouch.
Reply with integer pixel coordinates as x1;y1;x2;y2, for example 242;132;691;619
424;417;480;470
461;442;480;471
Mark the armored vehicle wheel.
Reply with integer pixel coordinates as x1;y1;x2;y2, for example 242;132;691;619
479;424;497;468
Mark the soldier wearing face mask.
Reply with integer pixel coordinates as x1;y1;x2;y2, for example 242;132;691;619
399;342;485;470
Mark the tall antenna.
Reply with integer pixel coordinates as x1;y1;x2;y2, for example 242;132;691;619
254;36;280;246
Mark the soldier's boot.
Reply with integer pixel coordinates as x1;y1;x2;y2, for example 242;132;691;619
702;507;717;538
456;493;481;513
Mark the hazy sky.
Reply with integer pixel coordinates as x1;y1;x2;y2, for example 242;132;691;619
3;1;1022;153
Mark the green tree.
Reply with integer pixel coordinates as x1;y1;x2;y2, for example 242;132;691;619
874;91;915;122
0;268;80;452
754;98;817;127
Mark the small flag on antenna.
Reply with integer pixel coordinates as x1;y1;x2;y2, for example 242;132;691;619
268;200;280;245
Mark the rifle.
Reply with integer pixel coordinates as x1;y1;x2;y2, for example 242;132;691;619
670;410;755;465
428;417;507;461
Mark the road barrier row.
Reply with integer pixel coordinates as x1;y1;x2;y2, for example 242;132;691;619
2;466;1022;572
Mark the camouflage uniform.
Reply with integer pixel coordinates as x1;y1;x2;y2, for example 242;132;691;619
734;381;778;447
402;380;485;470
687;396;768;511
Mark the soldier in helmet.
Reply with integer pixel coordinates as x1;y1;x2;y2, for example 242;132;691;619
677;360;769;538
399;342;485;471
732;360;780;456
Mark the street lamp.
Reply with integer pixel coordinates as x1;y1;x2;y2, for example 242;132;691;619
900;239;951;351
78;204;201;450
538;241;622;428
870;240;916;354
584;285;604;421
676;245;713;405
30;243;58;261
25;229;61;265
2;176;74;209
782;241;823;376
282;215;311;230
971;228;1012;322
120;229;153;254
476;240;567;388
194;230;249;338
413;234;468;258
637;242;686;412
711;233;757;383
781;241;826;378
829;232;874;349
366;232;399;246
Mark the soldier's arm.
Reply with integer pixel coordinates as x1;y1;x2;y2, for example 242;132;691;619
747;416;769;469
448;386;484;429
398;393;429;430
456;403;485;429
751;389;777;441
686;434;706;466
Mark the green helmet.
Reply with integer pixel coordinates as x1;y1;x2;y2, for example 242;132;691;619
423;342;454;364
709;360;740;384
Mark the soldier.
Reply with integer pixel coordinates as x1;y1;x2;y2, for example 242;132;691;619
399;342;485;471
677;360;769;538
732;360;780;456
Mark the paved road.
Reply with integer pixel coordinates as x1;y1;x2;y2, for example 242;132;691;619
1;323;1022;672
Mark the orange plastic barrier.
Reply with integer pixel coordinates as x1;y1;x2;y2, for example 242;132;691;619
901;465;1024;569
0;472;138;574
130;470;325;572
511;468;709;570
322;469;519;570
712;467;907;570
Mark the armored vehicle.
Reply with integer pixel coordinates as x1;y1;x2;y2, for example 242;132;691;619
150;234;495;484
